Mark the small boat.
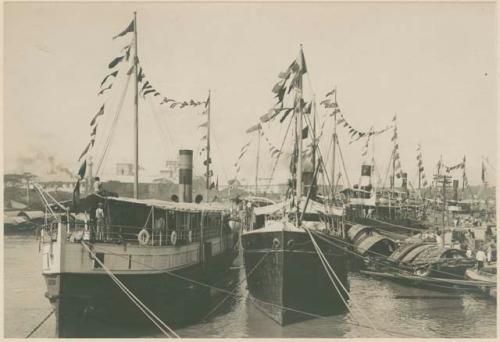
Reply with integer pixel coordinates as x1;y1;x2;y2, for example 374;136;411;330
346;224;397;269
465;264;497;299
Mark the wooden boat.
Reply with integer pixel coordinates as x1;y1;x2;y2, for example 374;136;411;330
346;224;397;269
465;264;497;299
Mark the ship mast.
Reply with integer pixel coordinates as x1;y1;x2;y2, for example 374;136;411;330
206;90;211;201
331;88;337;200
255;124;261;195
133;12;139;199
296;46;304;204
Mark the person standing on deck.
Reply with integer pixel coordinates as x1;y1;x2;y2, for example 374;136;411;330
466;246;473;258
476;248;487;270
93;177;104;195
96;202;105;241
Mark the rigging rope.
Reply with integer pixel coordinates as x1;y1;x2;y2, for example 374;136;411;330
25;309;55;338
146;96;177;157
305;228;381;334
201;251;270;321
95;71;133;176
264;114;294;192
89;244;419;337
81;242;179;338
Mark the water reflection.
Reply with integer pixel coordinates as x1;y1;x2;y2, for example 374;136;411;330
4;235;497;338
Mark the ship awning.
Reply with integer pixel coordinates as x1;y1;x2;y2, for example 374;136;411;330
80;194;228;213
17;210;45;220
253;198;344;217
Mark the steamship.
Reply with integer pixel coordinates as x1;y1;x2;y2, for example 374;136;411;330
342;165;429;236
241;47;349;325
39;15;237;337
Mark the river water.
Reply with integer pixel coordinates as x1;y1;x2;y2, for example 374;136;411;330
4;234;497;338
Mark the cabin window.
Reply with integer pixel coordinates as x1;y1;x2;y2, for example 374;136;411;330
190;212;201;242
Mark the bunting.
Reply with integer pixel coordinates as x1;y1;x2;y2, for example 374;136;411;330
113;19;135;40
137;65;207;109
233;138;254;177
246;123;262;134
392;120;403;178
416;144;428;187
445;156;466;173
335;113;392;144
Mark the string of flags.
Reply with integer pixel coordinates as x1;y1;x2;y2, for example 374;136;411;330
137;65;209;110
77;20;136;177
445;156;466;173
391;116;404;179
233;136;254;178
336;112;393;144
74;18;136;196
259;50;309;124
361;128;373;157
416;144;428;187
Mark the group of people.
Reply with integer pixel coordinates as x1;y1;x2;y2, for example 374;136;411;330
467;242;497;270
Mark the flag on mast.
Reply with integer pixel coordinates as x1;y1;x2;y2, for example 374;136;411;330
113;19;135;40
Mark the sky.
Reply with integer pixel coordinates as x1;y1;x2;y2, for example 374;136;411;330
3;2;497;187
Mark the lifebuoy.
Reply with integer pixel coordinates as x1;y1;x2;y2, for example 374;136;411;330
188;230;193;243
138;229;150;245
287;239;295;249
272;238;280;249
171;231;178;246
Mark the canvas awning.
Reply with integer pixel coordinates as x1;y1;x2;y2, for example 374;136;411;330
253;197;343;217
80;194;228;213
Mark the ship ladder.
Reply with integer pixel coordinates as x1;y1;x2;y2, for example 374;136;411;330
304;228;381;335
81;242;180;338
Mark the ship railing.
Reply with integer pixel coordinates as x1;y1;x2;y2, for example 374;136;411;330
63;223;200;247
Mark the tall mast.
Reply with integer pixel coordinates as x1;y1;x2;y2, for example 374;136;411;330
206;90;211;200
311;95;317;198
296;46;304;204
255;125;261;195
331;88;337;199
133;12;139;199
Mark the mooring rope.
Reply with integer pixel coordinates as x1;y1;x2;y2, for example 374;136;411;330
305;228;381;334
201;251;270;322
81;242;179;338
89;244;421;337
310;231;484;288
25;309;55;338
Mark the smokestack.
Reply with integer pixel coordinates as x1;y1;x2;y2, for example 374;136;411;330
178;150;193;203
360;164;372;191
453;179;459;201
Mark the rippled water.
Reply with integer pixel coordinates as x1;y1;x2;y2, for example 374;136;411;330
4;234;497;338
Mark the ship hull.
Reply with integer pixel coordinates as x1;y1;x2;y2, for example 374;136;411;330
242;229;349;325
44;250;236;337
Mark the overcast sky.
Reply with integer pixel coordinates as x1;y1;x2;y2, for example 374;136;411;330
4;2;496;187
